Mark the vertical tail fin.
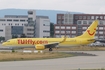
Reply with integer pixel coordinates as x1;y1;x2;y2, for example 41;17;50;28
77;20;98;38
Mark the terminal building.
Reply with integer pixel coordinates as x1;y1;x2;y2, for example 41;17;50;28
54;13;105;38
0;10;50;40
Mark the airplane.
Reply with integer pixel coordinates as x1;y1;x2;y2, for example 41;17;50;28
2;20;98;51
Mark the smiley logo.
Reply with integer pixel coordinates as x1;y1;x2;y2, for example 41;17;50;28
87;28;96;36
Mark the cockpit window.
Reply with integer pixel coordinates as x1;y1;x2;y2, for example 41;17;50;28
6;40;10;42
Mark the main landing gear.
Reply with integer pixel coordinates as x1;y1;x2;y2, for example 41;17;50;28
49;48;53;51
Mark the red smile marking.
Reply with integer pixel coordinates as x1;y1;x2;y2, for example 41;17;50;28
87;28;96;36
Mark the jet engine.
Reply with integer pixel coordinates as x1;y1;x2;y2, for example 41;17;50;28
35;44;45;50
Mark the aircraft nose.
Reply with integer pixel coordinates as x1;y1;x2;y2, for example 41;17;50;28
2;42;6;46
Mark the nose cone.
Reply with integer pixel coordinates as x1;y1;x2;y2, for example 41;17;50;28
2;42;6;46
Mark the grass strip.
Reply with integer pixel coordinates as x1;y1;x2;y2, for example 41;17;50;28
0;52;74;61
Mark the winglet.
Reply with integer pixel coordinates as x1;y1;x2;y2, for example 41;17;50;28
60;36;67;43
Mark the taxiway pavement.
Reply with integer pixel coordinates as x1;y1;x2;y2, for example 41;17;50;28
0;51;105;70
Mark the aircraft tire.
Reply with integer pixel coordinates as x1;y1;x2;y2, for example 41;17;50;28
49;48;53;51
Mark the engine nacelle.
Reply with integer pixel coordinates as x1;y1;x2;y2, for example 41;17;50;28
35;45;45;50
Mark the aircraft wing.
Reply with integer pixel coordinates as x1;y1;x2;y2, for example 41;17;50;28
44;36;67;48
44;42;59;48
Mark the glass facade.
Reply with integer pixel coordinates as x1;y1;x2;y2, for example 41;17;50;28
11;26;23;35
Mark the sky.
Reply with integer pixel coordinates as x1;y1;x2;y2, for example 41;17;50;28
0;0;105;14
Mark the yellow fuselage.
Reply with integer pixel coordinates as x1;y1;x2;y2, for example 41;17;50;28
2;37;94;47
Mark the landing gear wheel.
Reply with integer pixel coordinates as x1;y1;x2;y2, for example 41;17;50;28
49;48;53;51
